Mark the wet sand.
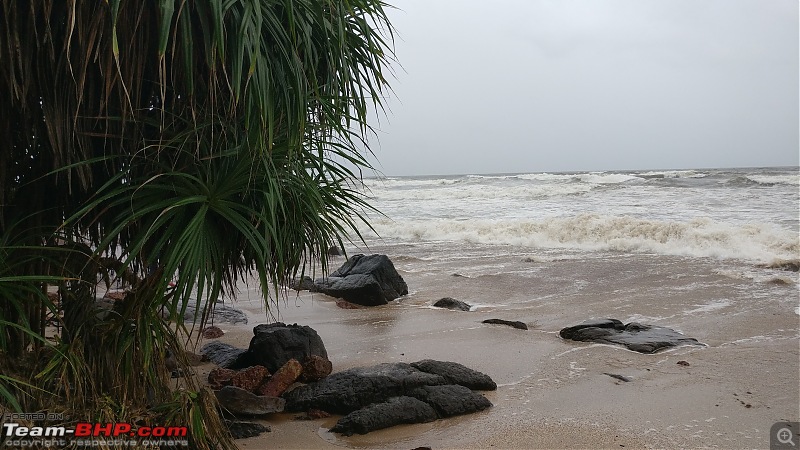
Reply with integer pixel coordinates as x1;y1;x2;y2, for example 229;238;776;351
196;244;800;449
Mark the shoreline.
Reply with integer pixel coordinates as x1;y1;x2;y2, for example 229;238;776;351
198;248;799;449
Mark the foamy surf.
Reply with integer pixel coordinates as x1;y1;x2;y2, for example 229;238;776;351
364;214;799;264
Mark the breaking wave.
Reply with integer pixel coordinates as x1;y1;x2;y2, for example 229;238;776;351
367;214;799;264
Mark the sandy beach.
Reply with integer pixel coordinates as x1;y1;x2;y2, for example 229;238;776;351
191;240;800;449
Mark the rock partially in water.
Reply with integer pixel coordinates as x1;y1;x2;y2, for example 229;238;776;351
215;386;285;416
433;297;471;311
410;360;497;391
314;254;408;306
329;396;438;436
224;420;270;439
201;342;248;369
559;319;702;353
232;322;328;373
482;318;528;330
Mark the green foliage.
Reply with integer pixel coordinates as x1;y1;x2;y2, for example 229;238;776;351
0;1;395;448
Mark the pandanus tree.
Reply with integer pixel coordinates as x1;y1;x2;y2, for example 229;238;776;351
0;0;394;447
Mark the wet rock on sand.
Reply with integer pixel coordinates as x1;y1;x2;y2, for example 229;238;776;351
313;254;408;306
330;396;438;436
410;359;497;390
201;341;247;368
482;318;528;330
433;297;471;311
231;322;328;373
560;318;702;353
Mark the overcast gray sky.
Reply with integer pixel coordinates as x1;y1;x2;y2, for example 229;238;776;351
366;0;799;176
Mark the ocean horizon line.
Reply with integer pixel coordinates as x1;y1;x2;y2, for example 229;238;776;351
366;164;800;179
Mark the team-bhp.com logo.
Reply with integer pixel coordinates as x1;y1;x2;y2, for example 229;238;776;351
2;422;189;447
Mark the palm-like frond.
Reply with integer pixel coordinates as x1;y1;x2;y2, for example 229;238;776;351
0;1;395;448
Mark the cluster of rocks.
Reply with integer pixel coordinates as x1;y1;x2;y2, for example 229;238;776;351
284;360;495;436
201;320;496;438
200;323;332;438
198;254;706;440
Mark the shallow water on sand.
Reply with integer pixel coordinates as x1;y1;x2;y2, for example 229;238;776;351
213;238;799;449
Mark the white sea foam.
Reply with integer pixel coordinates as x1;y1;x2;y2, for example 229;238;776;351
744;174;800;186
577;173;642;184
636;170;708;179
685;299;732;315
369;182;594;202
366;214;800;263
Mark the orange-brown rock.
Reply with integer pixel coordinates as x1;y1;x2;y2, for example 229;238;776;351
202;326;224;339
256;359;303;397
232;366;271;392
301;355;332;382
208;368;238;390
209;366;271;392
103;290;128;301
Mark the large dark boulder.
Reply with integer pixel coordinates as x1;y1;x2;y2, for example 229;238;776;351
560;319;703;353
313;254;408;306
329;396;438;436
232;322;328;373
284;362;446;414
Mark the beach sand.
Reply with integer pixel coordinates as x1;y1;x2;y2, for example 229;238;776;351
193;244;800;449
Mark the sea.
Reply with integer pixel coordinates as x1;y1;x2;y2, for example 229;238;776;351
357;166;799;266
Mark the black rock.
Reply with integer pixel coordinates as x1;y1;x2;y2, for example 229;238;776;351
201;341;248;369
410;360;497;391
286;360;496;436
482;318;528;330
313;254;408;306
214;386;285;416
560;319;703;353
329;396;438;436
224;420;271;439
328;246;343;256
182;301;248;325
433;297;471;311
284;362;446;414
408;385;492;417
232;322;328;373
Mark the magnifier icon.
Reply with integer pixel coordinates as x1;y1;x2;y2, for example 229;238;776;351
777;427;796;446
